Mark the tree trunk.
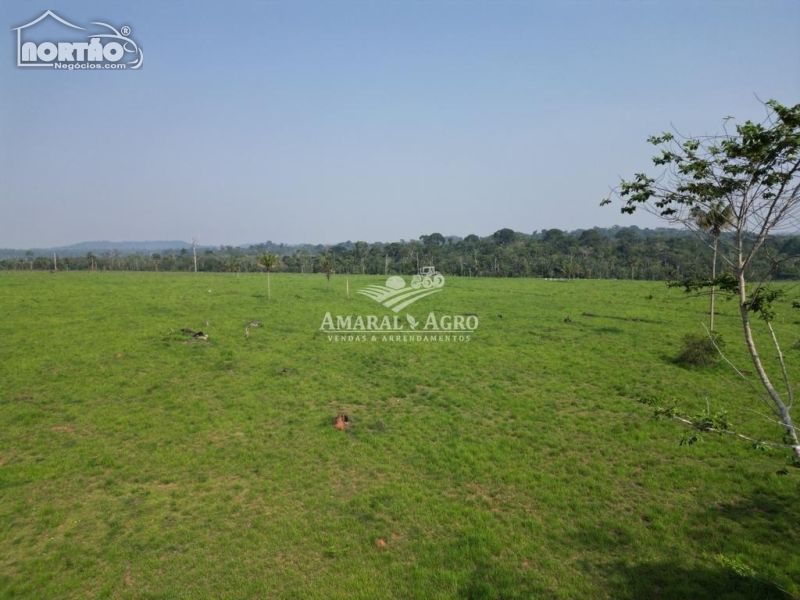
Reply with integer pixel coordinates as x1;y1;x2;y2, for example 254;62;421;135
737;269;800;460
709;235;717;331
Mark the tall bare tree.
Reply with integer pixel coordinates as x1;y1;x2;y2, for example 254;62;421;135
191;236;198;273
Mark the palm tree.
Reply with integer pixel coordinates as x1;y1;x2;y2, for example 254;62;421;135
690;202;734;331
228;259;242;279
257;252;279;299
319;257;335;290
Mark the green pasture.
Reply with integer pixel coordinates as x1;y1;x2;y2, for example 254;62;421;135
0;272;799;599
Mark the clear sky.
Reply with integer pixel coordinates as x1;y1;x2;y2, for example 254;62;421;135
1;1;798;248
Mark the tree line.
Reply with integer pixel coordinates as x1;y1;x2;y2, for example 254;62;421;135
2;225;799;281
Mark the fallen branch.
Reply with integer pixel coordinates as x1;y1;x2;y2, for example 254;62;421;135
637;395;793;451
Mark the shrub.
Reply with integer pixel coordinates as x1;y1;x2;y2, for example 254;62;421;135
675;333;723;367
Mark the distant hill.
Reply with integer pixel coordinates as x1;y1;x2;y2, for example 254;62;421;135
0;241;194;259
58;240;193;253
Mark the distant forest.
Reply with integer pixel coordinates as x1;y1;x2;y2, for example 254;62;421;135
3;226;800;281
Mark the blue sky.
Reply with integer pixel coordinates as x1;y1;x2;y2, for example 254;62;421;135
1;1;798;248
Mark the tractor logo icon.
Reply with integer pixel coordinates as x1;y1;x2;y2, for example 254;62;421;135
411;266;445;290
358;267;445;313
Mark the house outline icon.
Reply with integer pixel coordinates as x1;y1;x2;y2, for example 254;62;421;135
12;10;86;68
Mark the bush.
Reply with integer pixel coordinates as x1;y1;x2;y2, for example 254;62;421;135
675;333;723;367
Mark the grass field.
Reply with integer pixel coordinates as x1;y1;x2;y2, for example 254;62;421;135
1;271;799;599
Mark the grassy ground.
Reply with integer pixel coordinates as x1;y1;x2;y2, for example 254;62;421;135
0;271;799;599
